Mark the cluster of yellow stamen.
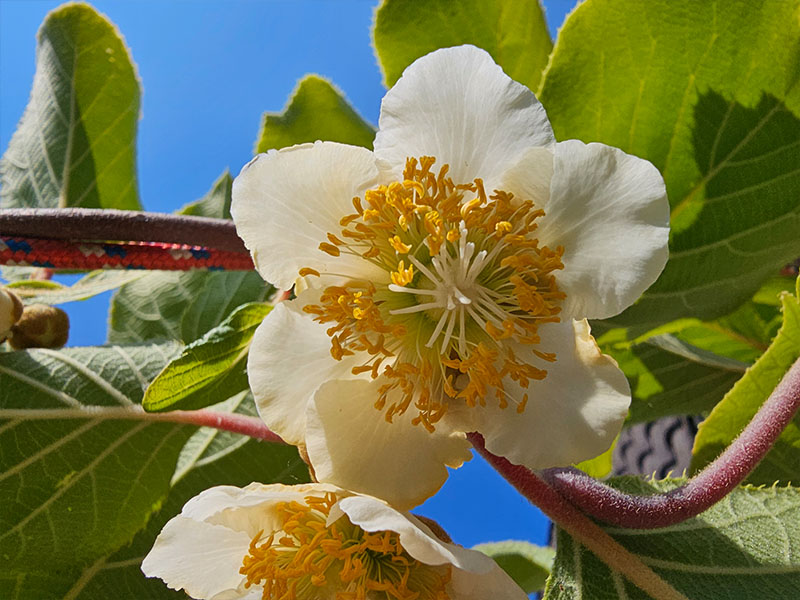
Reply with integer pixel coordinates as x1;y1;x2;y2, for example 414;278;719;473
240;492;451;600
302;156;565;431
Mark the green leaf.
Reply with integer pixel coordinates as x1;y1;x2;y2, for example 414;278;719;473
540;0;800;329
0;3;141;210
180;271;271;342
58;438;308;600
473;540;554;593
7;270;146;305
575;436;616;478
255;75;375;153
599;328;745;424
143;303;271;413
3;390;309;600
691;278;800;485
544;478;800;599
108;271;208;344
177;170;233;219
0;343;191;574
373;0;552;91
599;276;789;423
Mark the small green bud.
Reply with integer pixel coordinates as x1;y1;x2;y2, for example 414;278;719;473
9;304;70;350
0;287;24;342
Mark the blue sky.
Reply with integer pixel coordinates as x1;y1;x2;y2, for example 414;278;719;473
1;0;578;554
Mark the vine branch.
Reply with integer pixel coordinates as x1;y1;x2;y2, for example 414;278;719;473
469;432;689;600
541;356;800;529
0;208;247;253
3;405;285;444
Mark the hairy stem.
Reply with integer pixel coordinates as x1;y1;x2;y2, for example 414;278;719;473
3;405;284;443
0;208;247;253
542;356;800;529
469;433;689;600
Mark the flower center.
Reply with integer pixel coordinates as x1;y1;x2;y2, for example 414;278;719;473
240;492;451;600
302;156;565;431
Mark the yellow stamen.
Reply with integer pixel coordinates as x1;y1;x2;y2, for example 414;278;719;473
319;242;341;257
302;156;565;430
239;493;451;600
389;235;411;254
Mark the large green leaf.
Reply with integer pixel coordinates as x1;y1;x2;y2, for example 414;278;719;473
255;75;375;153
540;0;800;328
58;438;308;600
691;278;800;484
0;3;141;210
0;343;189;575
543;478;800;599
2;388;309;600
144;303;271;412
473;540;555;593
373;0;552;91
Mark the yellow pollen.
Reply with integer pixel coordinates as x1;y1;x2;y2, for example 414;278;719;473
494;220;513;236
298;267;320;278
389;235;411;254
303;156;566;431
319;242;341;257
239;493;451;600
391;260;414;286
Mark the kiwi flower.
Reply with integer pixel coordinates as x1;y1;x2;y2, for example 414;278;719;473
141;483;526;599
232;45;669;509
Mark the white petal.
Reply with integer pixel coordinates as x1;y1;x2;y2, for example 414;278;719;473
247;290;361;446
181;482;343;536
339;495;495;574
374;45;554;188
497;146;554;207
305;378;473;511
231;141;382;290
464;319;630;468
141;516;251;600
536;140;670;319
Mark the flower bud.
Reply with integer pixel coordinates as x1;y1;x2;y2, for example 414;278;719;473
0;287;24;342
8;304;70;350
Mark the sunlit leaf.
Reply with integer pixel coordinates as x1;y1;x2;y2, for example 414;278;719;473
255;75;375;153
143;303;271;412
0;3;141;209
541;0;800;329
691;278;800;485
374;0;552;91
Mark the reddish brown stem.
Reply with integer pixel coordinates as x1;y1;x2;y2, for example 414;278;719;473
0;208;247;253
541;357;800;528
159;409;284;443
469;432;688;600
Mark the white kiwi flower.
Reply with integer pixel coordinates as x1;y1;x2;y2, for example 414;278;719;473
231;45;669;509
141;482;527;599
